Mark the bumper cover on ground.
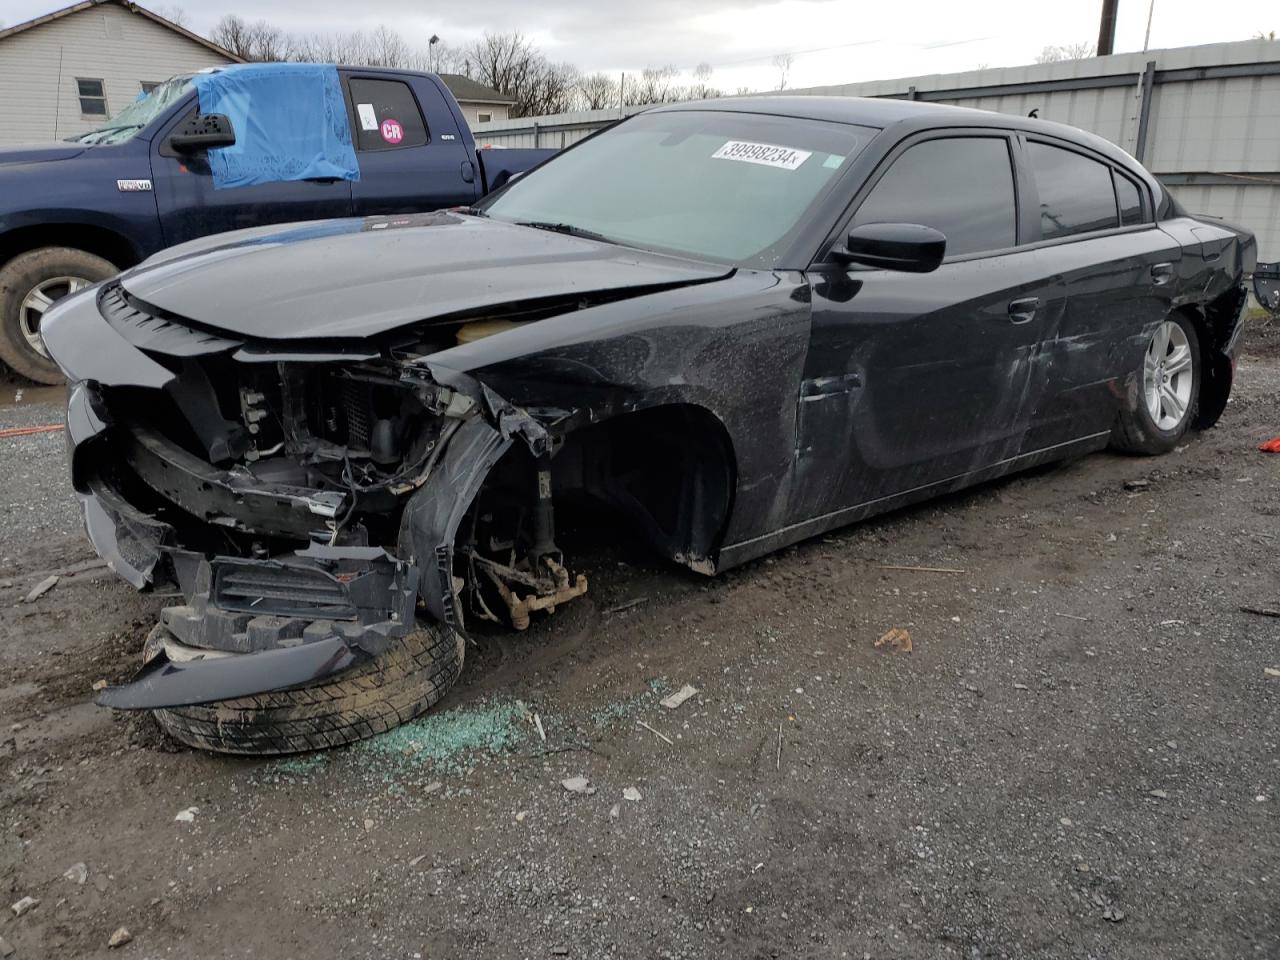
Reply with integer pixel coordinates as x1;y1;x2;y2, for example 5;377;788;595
95;545;421;710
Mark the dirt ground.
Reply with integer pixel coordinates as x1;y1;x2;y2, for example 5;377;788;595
0;342;1277;959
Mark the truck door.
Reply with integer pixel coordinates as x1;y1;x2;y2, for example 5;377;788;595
343;74;480;216
149;93;353;247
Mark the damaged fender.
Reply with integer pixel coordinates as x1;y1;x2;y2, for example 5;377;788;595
400;414;512;628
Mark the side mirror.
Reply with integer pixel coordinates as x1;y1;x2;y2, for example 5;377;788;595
168;113;236;153
834;222;947;273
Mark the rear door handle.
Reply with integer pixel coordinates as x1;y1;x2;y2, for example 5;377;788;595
1151;262;1174;285
1008;297;1040;324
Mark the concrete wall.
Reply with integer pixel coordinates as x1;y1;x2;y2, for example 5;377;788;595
0;4;232;145
475;40;1280;259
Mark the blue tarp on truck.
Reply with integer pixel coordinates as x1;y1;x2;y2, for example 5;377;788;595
192;63;360;190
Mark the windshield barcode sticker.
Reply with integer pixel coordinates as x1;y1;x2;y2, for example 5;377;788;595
712;140;811;170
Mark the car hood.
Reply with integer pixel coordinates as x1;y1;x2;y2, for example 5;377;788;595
0;142;89;165
119;213;734;340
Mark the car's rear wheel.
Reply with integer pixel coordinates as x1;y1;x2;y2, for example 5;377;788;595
146;621;465;755
1110;313;1200;455
0;247;117;384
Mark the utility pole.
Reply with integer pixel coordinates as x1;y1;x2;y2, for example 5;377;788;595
1097;0;1119;56
1142;0;1156;52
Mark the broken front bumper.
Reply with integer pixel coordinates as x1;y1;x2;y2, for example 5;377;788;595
96;545;420;709
48;295;430;709
46;283;578;710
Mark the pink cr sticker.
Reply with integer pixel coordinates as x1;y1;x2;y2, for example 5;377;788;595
380;118;404;144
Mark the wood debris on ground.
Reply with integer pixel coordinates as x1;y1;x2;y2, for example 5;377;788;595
875;627;913;653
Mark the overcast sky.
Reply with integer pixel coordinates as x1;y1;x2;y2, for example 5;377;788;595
8;0;1277;91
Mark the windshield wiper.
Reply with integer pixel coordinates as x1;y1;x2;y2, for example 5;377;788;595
514;221;615;244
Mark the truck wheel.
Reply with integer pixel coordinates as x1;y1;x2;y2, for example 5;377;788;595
1109;313;1201;455
0;247;117;384
146;621;465;755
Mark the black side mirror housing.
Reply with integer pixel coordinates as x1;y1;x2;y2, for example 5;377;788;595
834;222;947;273
168;113;236;153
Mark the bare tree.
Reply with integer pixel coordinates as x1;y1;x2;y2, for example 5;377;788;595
772;52;794;91
625;65;681;105
210;15;253;59
200;20;722;114
369;24;410;67
1034;42;1096;63
210;15;292;61
577;72;619;110
466;33;539;102
248;21;293;61
688;62;719;100
154;5;189;28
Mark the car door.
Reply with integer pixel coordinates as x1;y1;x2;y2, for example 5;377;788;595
343;74;480;216
1019;136;1182;447
796;132;1056;520
149;92;354;247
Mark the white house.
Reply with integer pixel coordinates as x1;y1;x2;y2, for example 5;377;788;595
437;73;515;127
0;0;242;145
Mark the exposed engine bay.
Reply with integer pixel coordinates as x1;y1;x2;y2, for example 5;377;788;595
83;342;591;643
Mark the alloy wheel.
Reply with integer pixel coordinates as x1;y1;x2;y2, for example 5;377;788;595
1142;320;1194;431
19;276;91;358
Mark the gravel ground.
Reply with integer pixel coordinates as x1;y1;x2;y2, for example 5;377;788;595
0;351;1276;959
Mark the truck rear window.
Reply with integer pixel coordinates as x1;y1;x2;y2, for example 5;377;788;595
347;78;428;151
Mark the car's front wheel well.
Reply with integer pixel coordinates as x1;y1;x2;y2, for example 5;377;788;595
0;224;140;274
563;403;737;572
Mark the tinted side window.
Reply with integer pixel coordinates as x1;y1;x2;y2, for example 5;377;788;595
1116;172;1144;226
853;137;1016;257
348;78;428;151
1028;142;1118;239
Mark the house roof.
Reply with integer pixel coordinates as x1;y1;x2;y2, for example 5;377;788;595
0;0;245;63
438;73;515;105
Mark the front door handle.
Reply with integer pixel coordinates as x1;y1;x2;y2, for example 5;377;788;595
1151;262;1174;285
1008;297;1040;324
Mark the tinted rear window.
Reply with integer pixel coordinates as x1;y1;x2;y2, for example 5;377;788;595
853;137;1017;257
348;78;427;151
1028;141;1118;239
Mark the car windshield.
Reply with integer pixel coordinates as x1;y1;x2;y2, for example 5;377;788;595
479;110;877;267
68;76;194;145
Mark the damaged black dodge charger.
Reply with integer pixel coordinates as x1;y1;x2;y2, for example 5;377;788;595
41;97;1255;753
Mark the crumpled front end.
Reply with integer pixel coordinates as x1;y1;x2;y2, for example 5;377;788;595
42;280;588;709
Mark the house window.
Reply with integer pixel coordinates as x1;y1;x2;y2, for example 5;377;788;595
140;81;161;96
76;78;107;116
477;112;492;123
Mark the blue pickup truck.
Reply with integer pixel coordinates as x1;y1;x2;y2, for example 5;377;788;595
0;63;552;383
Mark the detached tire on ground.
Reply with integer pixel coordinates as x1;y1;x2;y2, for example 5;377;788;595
147;622;465;755
0;246;118;384
1110;313;1201;456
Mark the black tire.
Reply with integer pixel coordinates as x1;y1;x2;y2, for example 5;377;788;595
0;246;117;384
148;621;465;755
1109;313;1201;456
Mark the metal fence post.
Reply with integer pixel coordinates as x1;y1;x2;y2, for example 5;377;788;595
533;122;541;148
1135;59;1157;163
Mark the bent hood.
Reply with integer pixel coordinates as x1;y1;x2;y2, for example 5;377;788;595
119;212;733;340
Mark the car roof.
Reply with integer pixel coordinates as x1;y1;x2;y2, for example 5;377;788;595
652;95;1146;174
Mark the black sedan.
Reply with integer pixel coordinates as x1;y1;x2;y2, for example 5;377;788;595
41;96;1256;753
